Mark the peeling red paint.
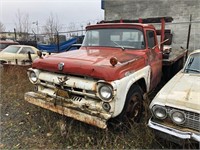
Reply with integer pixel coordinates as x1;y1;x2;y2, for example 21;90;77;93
32;47;147;81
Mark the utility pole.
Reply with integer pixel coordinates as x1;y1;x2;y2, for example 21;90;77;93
32;21;39;34
32;21;39;42
55;28;60;53
14;28;17;41
81;25;83;35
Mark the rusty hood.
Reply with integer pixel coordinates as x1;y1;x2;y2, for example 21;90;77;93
32;47;146;81
151;71;200;113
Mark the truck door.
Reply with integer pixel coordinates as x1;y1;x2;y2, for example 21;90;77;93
146;30;162;90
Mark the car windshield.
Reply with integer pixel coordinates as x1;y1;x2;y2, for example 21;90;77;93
184;53;200;73
0;44;8;49
1;45;20;53
82;28;145;49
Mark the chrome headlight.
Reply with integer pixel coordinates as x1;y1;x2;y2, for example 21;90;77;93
30;71;37;82
98;83;113;101
170;110;185;125
28;69;39;84
152;105;167;119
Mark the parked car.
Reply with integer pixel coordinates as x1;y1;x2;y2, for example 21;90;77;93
0;45;40;65
66;44;82;51
0;40;19;51
148;49;200;144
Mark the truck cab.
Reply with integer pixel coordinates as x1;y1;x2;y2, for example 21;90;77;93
24;17;186;129
83;22;162;90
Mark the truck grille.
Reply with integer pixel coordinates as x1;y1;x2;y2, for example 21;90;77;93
71;96;83;102
38;72;100;101
167;107;200;132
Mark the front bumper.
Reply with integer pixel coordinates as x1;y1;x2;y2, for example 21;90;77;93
24;92;112;129
148;118;200;142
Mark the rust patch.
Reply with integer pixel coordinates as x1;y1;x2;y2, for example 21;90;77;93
24;92;108;129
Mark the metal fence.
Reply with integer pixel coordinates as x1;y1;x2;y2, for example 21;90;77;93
1;20;200;51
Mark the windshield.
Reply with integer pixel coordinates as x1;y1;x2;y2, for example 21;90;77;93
184;53;200;73
0;44;8;49
1;45;20;53
82;29;145;49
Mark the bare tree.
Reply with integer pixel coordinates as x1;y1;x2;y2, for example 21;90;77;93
67;22;77;31
0;22;5;32
66;22;79;37
15;10;23;32
43;12;63;44
0;22;6;40
15;9;30;33
23;13;30;33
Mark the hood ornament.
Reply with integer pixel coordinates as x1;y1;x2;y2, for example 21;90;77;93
58;76;69;85
58;62;64;71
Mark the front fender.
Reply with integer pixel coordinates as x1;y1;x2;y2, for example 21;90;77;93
111;65;151;117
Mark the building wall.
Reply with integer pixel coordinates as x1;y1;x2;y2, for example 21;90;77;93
0;32;29;41
104;0;200;50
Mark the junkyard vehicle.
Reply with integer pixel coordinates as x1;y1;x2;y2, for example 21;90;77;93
148;49;200;144
0;40;19;51
0;45;39;65
24;17;187;129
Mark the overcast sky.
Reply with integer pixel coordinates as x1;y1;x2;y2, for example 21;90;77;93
0;0;104;32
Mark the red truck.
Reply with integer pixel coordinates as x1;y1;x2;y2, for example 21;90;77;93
25;17;186;129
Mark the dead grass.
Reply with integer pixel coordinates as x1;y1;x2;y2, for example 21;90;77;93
0;65;178;149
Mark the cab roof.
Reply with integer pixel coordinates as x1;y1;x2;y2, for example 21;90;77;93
86;23;155;30
86;17;173;30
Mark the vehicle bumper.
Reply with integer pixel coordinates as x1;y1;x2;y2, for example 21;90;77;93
24;92;112;129
148;118;200;143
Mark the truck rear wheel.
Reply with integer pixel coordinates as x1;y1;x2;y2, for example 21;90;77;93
117;85;144;124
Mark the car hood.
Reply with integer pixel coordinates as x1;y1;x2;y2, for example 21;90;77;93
151;71;200;113
32;47;146;81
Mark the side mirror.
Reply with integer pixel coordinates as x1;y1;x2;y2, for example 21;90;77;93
28;51;32;62
152;39;169;50
37;51;43;58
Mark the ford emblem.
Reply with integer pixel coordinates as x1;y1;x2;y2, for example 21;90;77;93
58;62;64;71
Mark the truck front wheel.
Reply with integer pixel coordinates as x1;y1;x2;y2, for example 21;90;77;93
117;85;144;124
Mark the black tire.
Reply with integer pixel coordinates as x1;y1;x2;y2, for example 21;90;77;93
117;84;144;124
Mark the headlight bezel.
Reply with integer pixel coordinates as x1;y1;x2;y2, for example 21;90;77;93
152;105;167;120
170;109;186;125
27;69;39;84
97;82;114;102
30;71;37;82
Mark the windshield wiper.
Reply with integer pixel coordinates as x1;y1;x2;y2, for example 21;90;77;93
111;40;125;50
187;57;194;68
184;68;200;73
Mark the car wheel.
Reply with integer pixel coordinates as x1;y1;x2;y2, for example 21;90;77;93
117;85;144;124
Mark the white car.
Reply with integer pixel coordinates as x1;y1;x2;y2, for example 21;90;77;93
148;50;200;144
0;45;40;65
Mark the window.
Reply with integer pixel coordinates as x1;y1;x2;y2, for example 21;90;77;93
2;45;20;53
147;30;156;49
82;28;145;49
19;47;35;54
0;44;7;49
83;30;99;46
184;53;200;73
